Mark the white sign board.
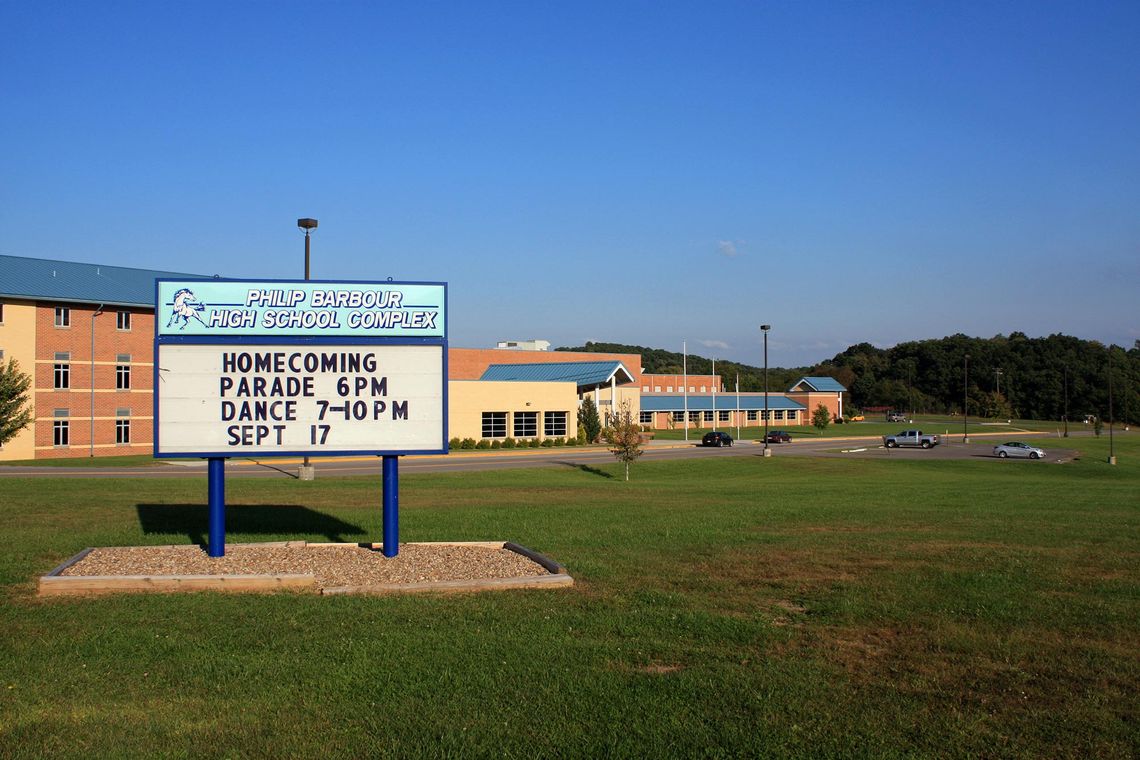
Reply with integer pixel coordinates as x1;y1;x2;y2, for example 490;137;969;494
157;344;445;456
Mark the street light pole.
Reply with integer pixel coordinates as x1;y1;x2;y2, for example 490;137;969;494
761;325;771;456
297;218;318;481
1108;352;1116;465
963;353;970;444
1063;365;1069;438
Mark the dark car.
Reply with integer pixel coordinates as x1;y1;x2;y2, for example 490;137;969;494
765;430;792;443
701;431;734;447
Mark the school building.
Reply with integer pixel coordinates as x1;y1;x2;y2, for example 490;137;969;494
0;254;845;460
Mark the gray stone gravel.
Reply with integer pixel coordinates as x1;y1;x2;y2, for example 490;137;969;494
60;543;549;588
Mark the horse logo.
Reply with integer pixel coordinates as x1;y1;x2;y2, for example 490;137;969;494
166;288;209;330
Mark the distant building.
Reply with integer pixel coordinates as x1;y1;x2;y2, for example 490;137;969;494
496;339;550;351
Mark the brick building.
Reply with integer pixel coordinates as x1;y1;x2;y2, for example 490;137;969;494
0;255;202;460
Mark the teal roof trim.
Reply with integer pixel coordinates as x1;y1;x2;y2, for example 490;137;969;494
789;376;847;393
0;254;207;307
480;361;635;389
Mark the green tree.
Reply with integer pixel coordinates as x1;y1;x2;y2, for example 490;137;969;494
0;358;34;448
812;403;831;435
578;396;601;444
602;401;643;481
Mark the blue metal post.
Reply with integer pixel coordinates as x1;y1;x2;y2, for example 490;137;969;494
382;455;399;557
207;457;225;557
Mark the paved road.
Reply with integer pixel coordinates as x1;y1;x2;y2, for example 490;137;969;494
0;430;1096;479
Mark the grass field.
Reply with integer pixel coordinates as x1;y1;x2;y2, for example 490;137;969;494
1;436;1136;758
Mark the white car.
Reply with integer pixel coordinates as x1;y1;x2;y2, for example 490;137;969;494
993;442;1046;460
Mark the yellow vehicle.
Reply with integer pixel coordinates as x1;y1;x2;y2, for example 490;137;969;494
847;414;865;422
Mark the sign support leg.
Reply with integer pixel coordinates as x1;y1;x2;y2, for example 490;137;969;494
208;457;226;557
382;455;399;557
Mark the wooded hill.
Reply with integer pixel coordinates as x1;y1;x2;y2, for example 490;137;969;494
557;334;1139;423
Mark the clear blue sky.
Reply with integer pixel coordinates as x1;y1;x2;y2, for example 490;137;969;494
3;1;1137;367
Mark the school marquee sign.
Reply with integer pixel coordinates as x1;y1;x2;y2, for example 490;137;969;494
154;279;447;458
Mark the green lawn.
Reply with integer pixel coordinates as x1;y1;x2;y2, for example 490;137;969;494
1;436;1136;757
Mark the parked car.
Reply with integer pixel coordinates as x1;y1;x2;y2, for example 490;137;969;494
847;414;865;422
886;411;907;423
993;442;1046;460
882;430;940;448
765;430;792;443
701;431;734;447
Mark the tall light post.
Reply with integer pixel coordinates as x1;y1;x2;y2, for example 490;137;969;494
1063;365;1069;437
89;304;104;457
963;353;970;444
1108;351;1116;465
761;325;771;456
298;218;318;481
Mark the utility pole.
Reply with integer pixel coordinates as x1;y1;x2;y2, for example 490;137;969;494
297;217;318;481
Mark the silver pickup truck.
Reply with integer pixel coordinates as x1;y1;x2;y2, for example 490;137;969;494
882;429;940;449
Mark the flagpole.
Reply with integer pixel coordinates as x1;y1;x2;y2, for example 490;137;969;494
683;341;688;442
712;358;717;432
736;372;740;440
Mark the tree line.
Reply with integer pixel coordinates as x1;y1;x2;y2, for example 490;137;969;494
558;333;1139;424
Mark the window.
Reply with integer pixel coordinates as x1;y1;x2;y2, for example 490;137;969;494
53;412;69;446
639;411;653;424
704;411;714;422
116;356;131;390
700;386;706;393
544;411;567;437
719;411;730;422
672;411;684;422
666;386;673;393
775;410;785;420
762;410;770;420
54;354;70;389
116;419;131;444
747;410;758;421
0;302;4;323
514;411;537;438
786;410;797;421
642;385;649;392
116;311;131;330
481;412;507;438
689;411;700;422
55;307;70;327
654;386;661;393
689;386;695;393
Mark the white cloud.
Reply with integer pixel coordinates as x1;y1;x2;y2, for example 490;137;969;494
717;240;740;257
699;339;730;350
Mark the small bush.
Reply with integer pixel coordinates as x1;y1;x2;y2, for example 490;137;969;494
448;437;462;450
490;440;502;449
565;437;579;446
552;437;565;446
476;439;490;449
461;438;477;450
540;438;554;448
528;438;541;448
502;437;516;449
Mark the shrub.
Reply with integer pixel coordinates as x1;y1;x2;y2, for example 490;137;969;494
448;437;462;450
528;438;541;448
540;438;554;448
565;437;579;446
502;437;516;449
476;439;490;449
490;440;502;449
461;437;477;449
552;437;565;446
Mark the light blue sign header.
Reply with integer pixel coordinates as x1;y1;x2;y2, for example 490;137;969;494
157;280;446;338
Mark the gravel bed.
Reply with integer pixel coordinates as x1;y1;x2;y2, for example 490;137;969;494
59;543;551;589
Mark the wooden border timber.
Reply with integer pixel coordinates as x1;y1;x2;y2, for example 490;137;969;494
37;541;573;597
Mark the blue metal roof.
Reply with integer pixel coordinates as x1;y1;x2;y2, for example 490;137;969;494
480;361;636;389
789;376;847;393
640;394;805;412
0;254;207;307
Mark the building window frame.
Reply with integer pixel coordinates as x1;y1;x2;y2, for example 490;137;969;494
54;307;70;327
747;410;758;422
543;411;567;437
719;410;730;422
672;411;684;422
775;410;785;420
481;411;507;439
514;411;538;438
786;410;797;421
116;311;132;331
116;364;131;390
54;361;71;389
53;418;70;446
703;411;714;422
639;411;653;424
116;418;131;444
689;411;700;422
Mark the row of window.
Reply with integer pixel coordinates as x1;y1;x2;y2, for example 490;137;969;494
51;354;134;390
653;409;798;423
644;385;721;394
481;411;568;439
52;307;132;330
51;411;133;447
